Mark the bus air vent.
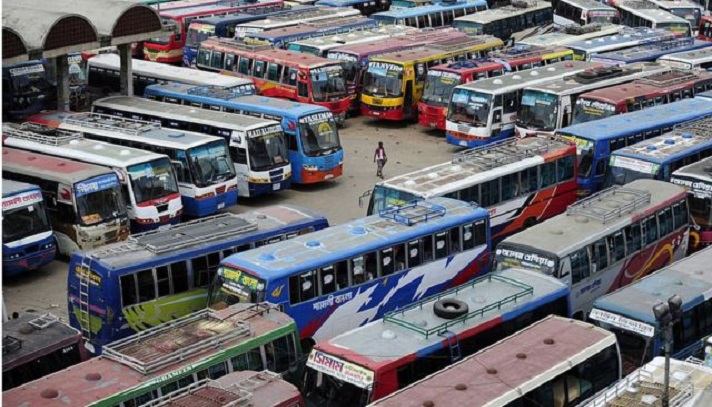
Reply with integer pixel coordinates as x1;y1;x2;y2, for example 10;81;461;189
3;123;84;146
379;200;446;226
566;186;651;224
572;66;626;84
2;335;22;355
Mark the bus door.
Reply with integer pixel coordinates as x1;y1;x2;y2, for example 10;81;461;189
404;80;414;118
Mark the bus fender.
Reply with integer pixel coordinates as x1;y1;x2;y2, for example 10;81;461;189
433;299;469;319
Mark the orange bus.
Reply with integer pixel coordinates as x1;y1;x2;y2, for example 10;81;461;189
197;38;352;123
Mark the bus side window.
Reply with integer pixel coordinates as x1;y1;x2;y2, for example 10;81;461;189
539;161;557;189
593;238;608;273
380;247;395;276
365;252;377;281
232;147;248;165
393;243;406;272
170;261;189;294
238;57;251;75
300;270;317;302
569;248;590;285
462;224;475;251
156;266;170;297
474;220;487;247
136;269;156;303
449;227;461;253
319;265;336;295
225;54;235;72
658;207;673;237
407;239;421;268
197;49;211;67
120;274;138;307
334;260;349;289
625;222;642;253
267;63;282;82
434;231;448;259
610;232;626;263
558;154;575;182
673;199;688;229
210;51;224;70
253;60;266;78
288;133;299;152
643;215;658;246
298;81;308;98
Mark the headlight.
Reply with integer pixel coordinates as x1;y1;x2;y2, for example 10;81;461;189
43;242;55;249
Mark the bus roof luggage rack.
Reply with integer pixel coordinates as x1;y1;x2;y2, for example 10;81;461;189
452;136;550;169
673;116;712;136
142;378;252;407
384;274;533;339
623;37;695;58
217;37;272;51
571;65;638;84
27;313;59;330
490;45;549;61
2;124;84;146
432;36;494;52
302;15;364;28
379;200;447;226
64;112;161;135
187;85;243;100
101;303;276;374
635;69;701;88
564;23;601;35
2;335;22;355
566;186;651;224
619;0;657;8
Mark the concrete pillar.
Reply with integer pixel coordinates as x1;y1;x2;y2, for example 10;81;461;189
119;44;134;96
55;56;71;111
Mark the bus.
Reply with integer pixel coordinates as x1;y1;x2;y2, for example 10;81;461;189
1;180;56;277
285;25;417;57
445;61;601;148
66;206;328;354
196;39;352;122
589;247;711;374
361;35;504;121
2;303;303;406
645;0;704;30
143;0;287;63
303;268;570;405
571;69;712;125
672;157;712;250
616;1;693;37
233;7;361;39
208;198;491;345
315;0;391;15
418;45;574;130
556;97;712;197
3;125;183;233
452;0;554;41
495;179;691;319
368;316;621;407
515;62;671;138
2;148;129;257
27;111;239;218
92;96;292;198
606;118;712;187
518;23;626;47
658;46;712;69
365;136;577;243
370;0;489;28
590;37;712;66
2;312;89;391
553;0;621;26
2;61;55;120
145;370;303;407
699;15;712;41
241;16;378;48
566;27;676;61
86;53;257;96
144;83;344;184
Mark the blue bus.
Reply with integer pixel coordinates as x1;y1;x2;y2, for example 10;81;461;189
144;83;344;185
590;36;712;66
606;116;712;187
566;27;676;61
2;180;56;277
208;198;491;346
243;16;378;48
370;0;488;28
556;97;712;197
316;0;391;16
67;206;328;355
590;247;712;374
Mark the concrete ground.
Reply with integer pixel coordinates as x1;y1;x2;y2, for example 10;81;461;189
2;115;462;322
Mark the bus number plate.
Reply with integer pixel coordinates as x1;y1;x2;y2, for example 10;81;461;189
273;183;280;191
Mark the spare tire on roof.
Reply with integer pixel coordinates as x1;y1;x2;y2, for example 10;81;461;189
433;299;469;320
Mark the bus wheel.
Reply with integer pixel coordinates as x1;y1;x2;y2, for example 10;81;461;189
300;337;316;354
433;299;469;319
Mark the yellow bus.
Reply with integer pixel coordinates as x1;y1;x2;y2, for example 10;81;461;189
360;34;503;121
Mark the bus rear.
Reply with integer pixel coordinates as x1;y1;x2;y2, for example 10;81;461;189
2;62;54;121
2;180;56;277
671;157;712;251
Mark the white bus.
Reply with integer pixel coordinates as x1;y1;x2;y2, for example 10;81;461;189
286;25;416;56
86;53;257;95
646;0;704;30
515;62;671;137
28;111;238;219
494;179;690;319
553;0;621;26
2;147;129;256
92;95;292;198
234;7;361;38
452;0;554;42
566;26;675;61
658;46;712;69
671;156;712;250
518;23;625;47
3;125;183;233
616;1;693;37
445;60;600;148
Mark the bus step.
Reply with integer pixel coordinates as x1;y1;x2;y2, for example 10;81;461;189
439;330;461;362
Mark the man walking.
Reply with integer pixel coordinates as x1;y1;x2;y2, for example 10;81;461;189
374;141;387;179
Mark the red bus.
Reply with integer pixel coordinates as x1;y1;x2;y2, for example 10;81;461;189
571;68;712;124
417;45;574;130
143;0;286;64
196;38;352;123
699;15;712;41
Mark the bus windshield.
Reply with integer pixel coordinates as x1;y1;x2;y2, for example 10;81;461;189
127;157;180;204
657;21;691;37
310;66;348;102
303;370;371;406
362;62;404;97
2;201;51;243
447;88;491;127
299;114;341;157
247;130;289;172
517;90;559;131
610;327;651;374
187;140;236;187
607;157;660;186
210;266;267;308
453;21;483;35
587;11;620;25
572;99;616;124
369;185;419;215
422;72;461;107
76;183;127;226
668;7;700;24
186;24;215;48
494;245;558;276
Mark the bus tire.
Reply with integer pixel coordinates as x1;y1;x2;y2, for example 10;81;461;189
433;299;469;319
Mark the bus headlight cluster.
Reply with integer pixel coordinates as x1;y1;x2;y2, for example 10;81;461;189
6;253;22;260
247;177;270;184
43;242;55;249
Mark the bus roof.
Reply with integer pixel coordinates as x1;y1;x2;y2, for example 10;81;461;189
428;59;504;75
289;26;414;47
499;179;687;257
87;53;254;88
558;0;617;11
2;304;294;407
371;0;487;18
376;136;573;198
78;205;326;269
369;35;503;64
236;7;360;28
671;155;712;186
617;3;691;22
591;247;712;330
1;179;40;198
317;0;380;6
576;69;712;102
224;198;488;277
159;0;281;17
202;39;343;67
190;5;314;24
591;38;712;64
658;46;712;66
371;316;616;407
557;97;712;141
93;96;281;132
453;1;551;24
523;62;670;96
2;147;118;186
647;0;704;8
2;313;82;371
611;121;712;164
455;61;600;95
518;24;625;47
566;27;673;51
243;14;372;35
327;28;465;56
311;268;568;374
